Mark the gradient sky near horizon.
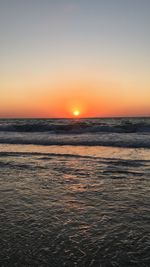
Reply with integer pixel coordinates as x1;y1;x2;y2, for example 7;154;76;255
0;0;150;118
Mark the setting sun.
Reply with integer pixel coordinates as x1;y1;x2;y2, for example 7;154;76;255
73;110;80;116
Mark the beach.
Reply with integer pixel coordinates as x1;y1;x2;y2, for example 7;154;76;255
0;118;150;266
1;0;150;265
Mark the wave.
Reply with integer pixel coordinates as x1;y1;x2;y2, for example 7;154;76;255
0;118;150;148
0;133;150;148
0;118;150;134
1;151;149;163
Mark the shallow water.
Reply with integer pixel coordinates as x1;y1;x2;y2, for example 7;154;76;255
0;144;150;266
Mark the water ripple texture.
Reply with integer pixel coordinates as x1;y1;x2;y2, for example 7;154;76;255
0;147;150;266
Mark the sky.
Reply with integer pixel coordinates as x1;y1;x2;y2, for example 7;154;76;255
0;0;150;118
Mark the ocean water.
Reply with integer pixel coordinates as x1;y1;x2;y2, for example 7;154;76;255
0;118;150;266
0;117;150;148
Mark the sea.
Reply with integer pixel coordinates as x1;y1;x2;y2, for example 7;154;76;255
0;117;150;267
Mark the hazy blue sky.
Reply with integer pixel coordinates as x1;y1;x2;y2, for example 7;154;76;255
0;0;150;117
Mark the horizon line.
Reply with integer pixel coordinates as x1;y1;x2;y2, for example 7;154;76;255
0;115;149;120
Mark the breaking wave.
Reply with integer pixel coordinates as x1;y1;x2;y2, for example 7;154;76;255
0;132;150;148
0;118;150;148
0;118;150;134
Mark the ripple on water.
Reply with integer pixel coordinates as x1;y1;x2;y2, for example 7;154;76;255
0;149;150;266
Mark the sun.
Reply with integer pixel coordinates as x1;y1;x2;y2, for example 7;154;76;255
73;110;80;116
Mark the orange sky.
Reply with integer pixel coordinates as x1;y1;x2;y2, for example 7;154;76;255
1;74;149;118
